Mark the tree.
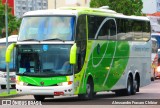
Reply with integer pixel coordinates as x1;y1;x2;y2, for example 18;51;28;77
0;0;21;38
90;0;143;16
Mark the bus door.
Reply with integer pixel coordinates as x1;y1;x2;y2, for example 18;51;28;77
75;15;87;73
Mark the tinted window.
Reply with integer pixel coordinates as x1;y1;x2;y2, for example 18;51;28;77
97;18;116;40
117;19;133;40
142;22;151;41
133;21;143;41
88;16;105;39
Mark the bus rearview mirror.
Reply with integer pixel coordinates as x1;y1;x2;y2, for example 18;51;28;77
70;43;77;64
5;43;16;63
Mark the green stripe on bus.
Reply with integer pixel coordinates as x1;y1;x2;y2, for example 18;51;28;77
77;40;130;93
19;76;68;86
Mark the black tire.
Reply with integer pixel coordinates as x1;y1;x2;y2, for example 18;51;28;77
11;85;16;89
1;85;6;89
115;76;137;96
124;76;132;96
151;77;155;81
78;79;94;100
131;78;138;95
93;92;96;96
151;71;155;81
34;95;45;101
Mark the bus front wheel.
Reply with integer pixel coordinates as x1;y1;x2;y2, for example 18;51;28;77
78;79;94;100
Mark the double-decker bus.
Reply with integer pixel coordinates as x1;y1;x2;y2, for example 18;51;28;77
6;7;151;101
0;35;17;89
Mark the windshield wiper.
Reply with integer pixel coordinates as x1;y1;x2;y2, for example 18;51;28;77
22;72;29;75
19;39;40;42
42;38;65;42
42;69;55;73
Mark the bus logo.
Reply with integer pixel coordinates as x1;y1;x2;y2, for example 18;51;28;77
43;45;48;51
40;81;44;86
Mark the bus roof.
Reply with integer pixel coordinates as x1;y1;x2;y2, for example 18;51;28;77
0;35;18;43
23;7;149;21
151;33;160;36
23;9;78;17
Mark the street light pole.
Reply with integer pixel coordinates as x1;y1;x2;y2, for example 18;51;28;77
55;0;56;9
5;0;10;94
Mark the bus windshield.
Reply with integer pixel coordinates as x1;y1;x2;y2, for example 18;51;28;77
17;44;72;77
0;43;16;71
18;16;75;41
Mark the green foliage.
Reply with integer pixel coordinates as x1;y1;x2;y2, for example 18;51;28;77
90;0;143;16
0;0;21;38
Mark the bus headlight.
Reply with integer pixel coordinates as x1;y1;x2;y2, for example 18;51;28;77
57;81;73;86
157;66;160;73
16;81;28;86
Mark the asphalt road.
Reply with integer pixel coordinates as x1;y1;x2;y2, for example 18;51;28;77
1;79;160;108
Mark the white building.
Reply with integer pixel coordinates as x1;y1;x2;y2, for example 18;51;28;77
48;0;90;9
14;0;48;18
142;0;157;14
142;0;160;32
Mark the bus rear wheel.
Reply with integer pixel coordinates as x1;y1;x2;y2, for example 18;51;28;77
34;95;45;101
115;76;134;96
78;79;93;100
124;76;132;96
131;77;139;95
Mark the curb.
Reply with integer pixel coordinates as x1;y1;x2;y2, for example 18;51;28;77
0;94;25;98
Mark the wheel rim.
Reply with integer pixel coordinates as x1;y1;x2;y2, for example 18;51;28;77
134;80;138;90
127;78;131;93
128;83;131;93
86;84;91;95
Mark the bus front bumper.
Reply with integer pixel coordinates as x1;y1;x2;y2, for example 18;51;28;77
16;84;74;96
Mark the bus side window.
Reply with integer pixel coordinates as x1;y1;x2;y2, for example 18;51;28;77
97;18;116;40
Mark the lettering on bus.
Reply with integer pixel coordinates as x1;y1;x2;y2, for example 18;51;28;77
134;47;150;52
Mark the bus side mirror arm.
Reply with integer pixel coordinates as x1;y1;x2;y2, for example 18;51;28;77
5;43;16;63
70;43;77;64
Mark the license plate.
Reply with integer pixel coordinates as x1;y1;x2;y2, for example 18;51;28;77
10;77;15;82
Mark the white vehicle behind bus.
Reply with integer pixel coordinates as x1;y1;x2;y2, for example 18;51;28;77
0;35;17;89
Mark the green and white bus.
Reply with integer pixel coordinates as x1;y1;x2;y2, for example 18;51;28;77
6;7;151;101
